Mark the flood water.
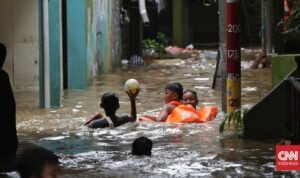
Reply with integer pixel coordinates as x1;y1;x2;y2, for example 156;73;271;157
5;52;299;177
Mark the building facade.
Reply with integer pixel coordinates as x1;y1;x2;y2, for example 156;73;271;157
0;0;122;108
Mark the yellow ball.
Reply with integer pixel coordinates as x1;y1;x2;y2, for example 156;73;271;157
124;79;140;94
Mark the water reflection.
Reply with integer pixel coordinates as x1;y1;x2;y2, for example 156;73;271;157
11;55;297;177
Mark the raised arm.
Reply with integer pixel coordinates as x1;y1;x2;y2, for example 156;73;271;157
126;88;139;122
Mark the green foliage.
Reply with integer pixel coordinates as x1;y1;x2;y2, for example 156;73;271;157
219;109;249;137
156;32;168;47
143;32;168;57
143;39;165;56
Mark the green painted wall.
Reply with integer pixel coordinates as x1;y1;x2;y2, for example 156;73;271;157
86;0;122;76
67;0;87;89
272;55;298;87
49;0;61;107
66;0;122;89
38;0;121;107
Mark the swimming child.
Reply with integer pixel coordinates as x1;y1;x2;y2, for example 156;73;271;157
141;88;217;123
155;82;183;122
179;89;217;123
132;137;153;156
182;89;199;109
250;48;270;69
83;90;139;129
17;145;61;178
164;89;200;123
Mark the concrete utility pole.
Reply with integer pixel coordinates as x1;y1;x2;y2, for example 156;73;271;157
226;0;241;112
217;0;227;112
261;0;266;49
265;0;273;55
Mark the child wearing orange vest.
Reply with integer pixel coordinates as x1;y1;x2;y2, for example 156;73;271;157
140;88;217;123
182;90;199;109
166;90;218;123
155;82;183;122
141;82;183;122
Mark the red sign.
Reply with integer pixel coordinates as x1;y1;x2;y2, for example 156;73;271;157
226;1;240;75
276;145;300;170
226;0;241;112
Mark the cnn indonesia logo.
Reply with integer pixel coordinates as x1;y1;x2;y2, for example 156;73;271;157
276;145;300;170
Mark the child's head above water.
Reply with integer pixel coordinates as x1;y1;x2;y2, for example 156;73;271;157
182;90;199;109
132;137;153;156
17;145;61;178
100;92;120;116
164;82;183;103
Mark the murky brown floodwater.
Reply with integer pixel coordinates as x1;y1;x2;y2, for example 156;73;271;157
4;51;298;177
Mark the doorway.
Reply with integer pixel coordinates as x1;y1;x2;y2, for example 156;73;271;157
62;0;68;89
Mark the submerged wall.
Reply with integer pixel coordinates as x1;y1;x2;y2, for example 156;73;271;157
86;0;122;77
244;56;300;141
0;0;121;87
271;55;298;87
0;0;39;87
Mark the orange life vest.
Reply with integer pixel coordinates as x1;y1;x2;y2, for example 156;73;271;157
140;104;218;123
166;104;200;123
198;106;218;122
166;105;218;123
